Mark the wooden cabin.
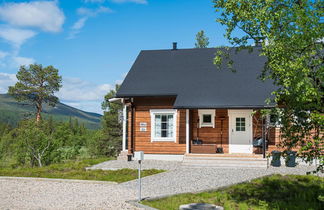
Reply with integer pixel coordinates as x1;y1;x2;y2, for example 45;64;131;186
115;44;282;161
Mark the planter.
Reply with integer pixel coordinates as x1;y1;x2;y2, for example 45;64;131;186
271;150;281;167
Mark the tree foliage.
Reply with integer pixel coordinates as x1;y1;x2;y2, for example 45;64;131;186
195;30;210;48
0;118;99;167
213;0;323;171
98;84;123;156
8;64;62;122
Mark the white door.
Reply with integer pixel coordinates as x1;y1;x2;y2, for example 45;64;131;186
229;110;253;154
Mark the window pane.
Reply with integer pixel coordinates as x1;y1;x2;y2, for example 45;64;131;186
235;117;246;132
153;113;174;139
155;115;161;137
162;123;167;129
161;130;167;137
203;114;212;123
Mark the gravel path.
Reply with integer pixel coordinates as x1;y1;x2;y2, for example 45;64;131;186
0;177;139;210
121;165;321;199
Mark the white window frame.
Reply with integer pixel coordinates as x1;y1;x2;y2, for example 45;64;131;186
150;109;177;142
198;109;215;128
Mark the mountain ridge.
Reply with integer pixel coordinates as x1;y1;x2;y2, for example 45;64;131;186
0;94;102;129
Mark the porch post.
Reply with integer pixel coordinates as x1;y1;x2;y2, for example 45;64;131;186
186;109;190;154
122;104;127;151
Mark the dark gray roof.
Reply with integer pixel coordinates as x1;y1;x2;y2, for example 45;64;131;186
116;47;276;108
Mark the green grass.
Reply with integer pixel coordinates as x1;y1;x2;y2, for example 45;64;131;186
0;158;165;183
142;174;324;210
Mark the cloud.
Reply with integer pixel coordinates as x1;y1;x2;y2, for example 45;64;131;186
110;0;148;4
71;17;88;31
0;1;65;32
68;6;112;39
56;77;119;114
13;56;35;67
57;77;113;101
0;51;8;59
0;26;37;49
0;72;17;93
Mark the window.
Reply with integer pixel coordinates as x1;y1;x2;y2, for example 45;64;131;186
203;114;212;124
236;117;246;131
150;109;177;142
198;109;215;128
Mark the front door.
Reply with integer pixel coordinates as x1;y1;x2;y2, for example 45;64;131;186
229;110;253;153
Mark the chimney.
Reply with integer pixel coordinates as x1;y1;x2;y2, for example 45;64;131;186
172;42;177;50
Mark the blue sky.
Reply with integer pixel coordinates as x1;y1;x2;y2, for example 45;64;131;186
0;0;232;114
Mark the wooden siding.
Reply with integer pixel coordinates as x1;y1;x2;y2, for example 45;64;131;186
129;97;186;154
126;97;283;155
190;109;229;153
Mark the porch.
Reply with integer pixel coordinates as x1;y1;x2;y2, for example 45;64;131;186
184;109;269;155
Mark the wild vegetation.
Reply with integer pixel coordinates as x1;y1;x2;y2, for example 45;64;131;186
142;174;324;210
0;158;164;183
0;64;123;169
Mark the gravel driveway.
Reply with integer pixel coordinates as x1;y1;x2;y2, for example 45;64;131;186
0;177;139;210
1;160;321;210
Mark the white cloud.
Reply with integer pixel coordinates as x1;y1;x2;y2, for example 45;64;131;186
0;72;17;93
0;26;37;48
71;17;88;31
56;77;119;114
0;51;8;59
110;0;148;4
13;56;35;67
57;77;113;101
68;6;112;39
0;1;65;32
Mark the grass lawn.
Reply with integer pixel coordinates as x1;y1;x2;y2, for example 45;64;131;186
142;174;324;210
0;158;165;183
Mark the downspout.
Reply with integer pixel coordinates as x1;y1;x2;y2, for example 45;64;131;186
130;98;135;155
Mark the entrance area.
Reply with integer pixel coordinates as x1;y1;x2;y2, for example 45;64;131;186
228;110;253;154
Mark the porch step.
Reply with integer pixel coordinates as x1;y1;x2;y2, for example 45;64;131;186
182;155;268;168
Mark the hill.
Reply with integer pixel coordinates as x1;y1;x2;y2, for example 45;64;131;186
0;94;102;129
